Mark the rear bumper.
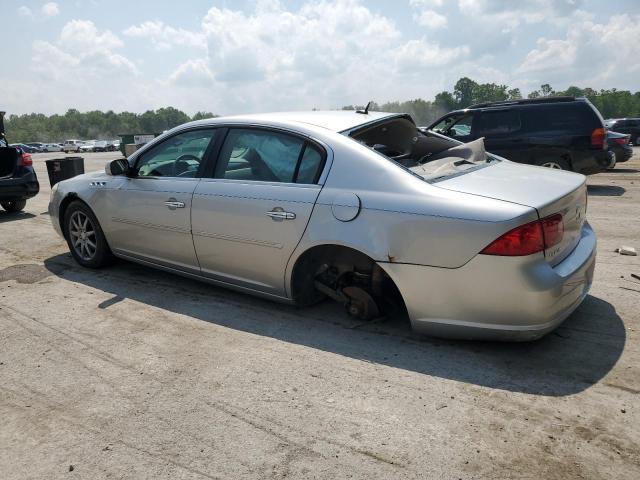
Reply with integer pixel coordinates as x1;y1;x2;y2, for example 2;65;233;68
379;222;597;341
0;168;40;201
612;145;633;163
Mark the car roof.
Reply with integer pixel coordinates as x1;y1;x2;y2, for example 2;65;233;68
188;110;401;133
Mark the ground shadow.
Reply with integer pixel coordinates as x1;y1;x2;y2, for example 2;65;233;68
587;184;626;197
43;254;626;397
610;168;638;173
0;211;37;224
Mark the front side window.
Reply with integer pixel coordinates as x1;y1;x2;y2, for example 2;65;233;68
431;114;473;139
214;128;324;184
135;129;216;178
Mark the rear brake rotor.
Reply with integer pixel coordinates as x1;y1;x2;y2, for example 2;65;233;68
342;286;380;321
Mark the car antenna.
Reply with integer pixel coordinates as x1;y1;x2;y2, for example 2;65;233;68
356;101;373;115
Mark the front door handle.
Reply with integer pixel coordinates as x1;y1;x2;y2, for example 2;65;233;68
266;208;296;220
165;198;185;210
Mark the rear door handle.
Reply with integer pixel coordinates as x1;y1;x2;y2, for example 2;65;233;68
165;198;185;210
266;209;296;220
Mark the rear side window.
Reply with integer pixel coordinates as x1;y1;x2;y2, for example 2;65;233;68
475;110;521;136
524;103;601;133
214;128;325;184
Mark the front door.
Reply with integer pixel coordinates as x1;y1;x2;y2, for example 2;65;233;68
192;127;327;296
430;113;475;143
106;128;218;272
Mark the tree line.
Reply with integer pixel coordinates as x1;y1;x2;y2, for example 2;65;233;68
6;78;640;142
343;77;640;126
5;107;216;144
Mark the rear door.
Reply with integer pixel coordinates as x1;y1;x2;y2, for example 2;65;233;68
192;127;326;296
473;109;528;163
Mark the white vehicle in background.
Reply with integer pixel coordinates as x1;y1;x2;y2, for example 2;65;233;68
63;140;82;153
43;143;62;152
79;141;96;153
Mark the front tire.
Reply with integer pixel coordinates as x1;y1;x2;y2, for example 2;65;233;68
63;201;115;268
1;200;27;212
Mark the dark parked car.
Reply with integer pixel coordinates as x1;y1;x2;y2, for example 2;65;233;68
10;143;37;153
607;131;633;167
605;118;640;145
26;142;45;152
425;97;610;175
0;112;40;212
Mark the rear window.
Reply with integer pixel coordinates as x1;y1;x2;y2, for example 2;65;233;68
522;103;601;133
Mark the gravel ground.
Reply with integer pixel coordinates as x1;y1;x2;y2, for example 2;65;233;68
1;150;639;479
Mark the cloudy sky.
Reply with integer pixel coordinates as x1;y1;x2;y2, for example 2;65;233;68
4;0;640;115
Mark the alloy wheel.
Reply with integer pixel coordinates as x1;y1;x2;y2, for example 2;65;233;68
541;161;563;169
69;211;97;261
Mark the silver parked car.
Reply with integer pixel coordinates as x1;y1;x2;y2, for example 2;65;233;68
48;111;596;340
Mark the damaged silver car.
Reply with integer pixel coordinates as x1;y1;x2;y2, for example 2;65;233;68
49;110;596;340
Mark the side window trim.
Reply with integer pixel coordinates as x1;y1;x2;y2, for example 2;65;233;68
207;126;327;185
132;127;219;179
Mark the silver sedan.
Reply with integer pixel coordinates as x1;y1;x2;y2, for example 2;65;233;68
48;111;596;340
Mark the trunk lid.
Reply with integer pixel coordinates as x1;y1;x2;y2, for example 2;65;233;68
435;161;587;266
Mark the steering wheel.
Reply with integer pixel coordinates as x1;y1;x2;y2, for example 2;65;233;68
174;154;199;176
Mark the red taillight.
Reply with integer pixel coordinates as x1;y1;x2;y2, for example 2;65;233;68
613;138;626;145
480;220;544;256
481;213;565;257
19;152;33;166
591;128;606;149
541;213;564;249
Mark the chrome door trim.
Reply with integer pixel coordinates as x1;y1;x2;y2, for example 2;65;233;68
192;230;284;249
111;217;191;234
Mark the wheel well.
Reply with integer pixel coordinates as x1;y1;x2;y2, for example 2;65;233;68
58;193;81;236
290;244;405;312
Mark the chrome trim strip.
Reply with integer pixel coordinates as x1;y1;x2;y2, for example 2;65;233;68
193;230;283;249
111;217;190;234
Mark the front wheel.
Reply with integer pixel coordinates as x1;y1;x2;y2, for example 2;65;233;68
1;200;27;212
63;201;115;268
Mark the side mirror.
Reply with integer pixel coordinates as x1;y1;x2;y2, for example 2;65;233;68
105;158;131;176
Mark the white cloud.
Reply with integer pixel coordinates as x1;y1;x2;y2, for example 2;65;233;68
41;2;59;17
32;20;137;81
409;0;445;7
518;13;640;89
413;10;447;28
168;59;214;88
123;0;468;113
457;0;584;31
17;6;32;17
123;20;205;50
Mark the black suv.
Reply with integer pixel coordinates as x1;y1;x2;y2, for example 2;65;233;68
0;111;40;213
604;118;640;146
425;97;610;175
